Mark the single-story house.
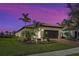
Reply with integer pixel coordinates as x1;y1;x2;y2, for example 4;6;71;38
15;23;62;41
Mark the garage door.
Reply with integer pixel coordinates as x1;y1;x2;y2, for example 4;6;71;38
44;30;58;39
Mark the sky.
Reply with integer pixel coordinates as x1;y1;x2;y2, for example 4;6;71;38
0;3;69;32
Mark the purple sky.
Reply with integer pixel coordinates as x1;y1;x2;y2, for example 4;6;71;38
0;3;69;32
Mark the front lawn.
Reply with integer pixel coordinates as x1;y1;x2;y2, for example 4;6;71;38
0;37;77;56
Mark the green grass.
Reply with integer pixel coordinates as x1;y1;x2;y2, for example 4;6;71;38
0;37;77;56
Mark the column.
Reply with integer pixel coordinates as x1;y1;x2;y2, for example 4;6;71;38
58;30;61;40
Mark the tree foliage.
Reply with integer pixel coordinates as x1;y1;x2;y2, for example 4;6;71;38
19;13;31;26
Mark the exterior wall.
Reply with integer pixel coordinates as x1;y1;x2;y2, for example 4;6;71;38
15;28;34;37
15;31;22;37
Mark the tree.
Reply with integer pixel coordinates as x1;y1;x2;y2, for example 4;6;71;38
67;4;79;30
33;20;51;42
0;31;4;38
67;4;79;22
57;19;75;29
59;3;79;29
62;3;79;39
33;20;42;30
32;20;42;43
21;30;36;43
5;31;9;35
56;3;79;40
67;3;73;11
69;4;79;39
19;13;31;27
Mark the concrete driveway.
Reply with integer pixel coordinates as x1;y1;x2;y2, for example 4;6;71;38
29;47;79;56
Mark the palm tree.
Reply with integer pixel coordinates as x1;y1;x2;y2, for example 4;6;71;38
67;3;75;20
19;13;31;27
62;3;79;39
57;19;72;28
19;13;32;42
33;20;42;29
67;4;79;22
70;4;79;39
57;4;79;29
32;20;43;43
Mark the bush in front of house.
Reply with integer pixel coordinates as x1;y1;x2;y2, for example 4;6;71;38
21;30;36;43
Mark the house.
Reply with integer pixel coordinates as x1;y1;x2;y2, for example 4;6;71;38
15;23;62;41
60;19;79;40
62;28;79;40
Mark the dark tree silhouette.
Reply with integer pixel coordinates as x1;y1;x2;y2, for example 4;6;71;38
67;3;73;11
19;13;31;27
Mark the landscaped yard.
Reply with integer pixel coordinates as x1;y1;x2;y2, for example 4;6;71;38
0;37;77;56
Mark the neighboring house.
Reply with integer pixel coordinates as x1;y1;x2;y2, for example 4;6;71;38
60;19;79;40
15;23;62;41
62;28;79;40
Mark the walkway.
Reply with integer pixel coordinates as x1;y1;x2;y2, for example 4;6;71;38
29;47;79;56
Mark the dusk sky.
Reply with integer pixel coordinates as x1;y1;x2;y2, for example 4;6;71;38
0;3;70;32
